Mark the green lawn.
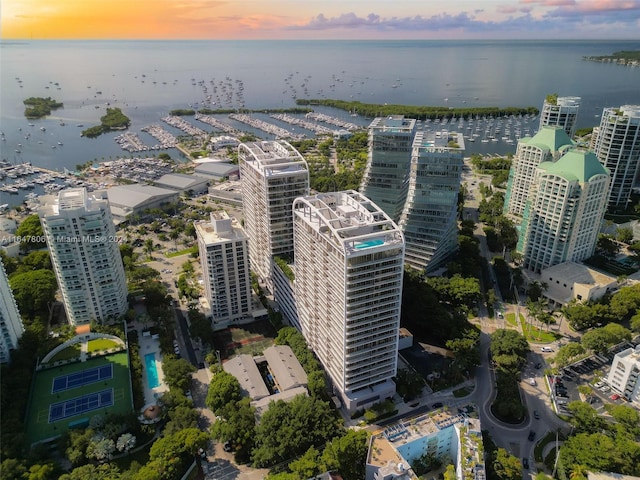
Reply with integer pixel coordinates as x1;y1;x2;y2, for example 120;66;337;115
452;386;474;398
506;312;560;343
87;338;120;353
166;246;198;258
48;344;82;363
26;351;133;445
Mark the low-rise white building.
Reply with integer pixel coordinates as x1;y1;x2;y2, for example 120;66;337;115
154;173;209;195
607;346;640;405
366;407;485;480
540;262;618;306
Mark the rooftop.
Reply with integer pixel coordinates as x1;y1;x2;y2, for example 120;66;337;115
262;345;308;392
370;115;418;133
540;148;609;183
239;140;308;177
154;173;209;190
223;354;271;400
194;162;239;175
106;184;178;209
195;211;246;245
522;125;574;153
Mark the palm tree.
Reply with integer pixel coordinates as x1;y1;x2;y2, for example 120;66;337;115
569;464;589;480
143;238;154;259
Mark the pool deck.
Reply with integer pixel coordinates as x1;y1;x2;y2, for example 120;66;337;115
138;331;169;405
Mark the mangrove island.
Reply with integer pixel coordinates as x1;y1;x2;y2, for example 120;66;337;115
81;107;131;138
23;97;63;119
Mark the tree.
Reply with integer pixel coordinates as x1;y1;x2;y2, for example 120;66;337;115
15;214;46;252
566;401;606;434
164;405;198;435
251;395;342;467
9;269;57;320
582;324;631;354
290;446;322;479
596;234;619;259
87;437;115;462
188;308;213;346
553;343;585;368
490;329;529;364
211;398;256;464
446;328;481;373
609;283;640;321
569;464;590;480
394;368;426;401
143;238;154;259
206;371;241;414
616;227;634;244
16;250;52;273
493;448;523;480
116;433;136;454
161;357;196;393
321;430;370;480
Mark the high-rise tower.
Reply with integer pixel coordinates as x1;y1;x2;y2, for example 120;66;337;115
504;126;574;219
592;105;640;209
399;130;464;273
196;212;252;330
517;149;610;273
238;141;309;289
0;258;24;363
360;116;418;221
38;188;128;325
293;191;405;412
538;95;581;138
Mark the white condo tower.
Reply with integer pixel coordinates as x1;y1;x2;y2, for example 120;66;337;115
293;191;405;412
39;188;128;325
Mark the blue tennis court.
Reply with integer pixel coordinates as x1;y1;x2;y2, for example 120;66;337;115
52;364;113;393
49;389;113;423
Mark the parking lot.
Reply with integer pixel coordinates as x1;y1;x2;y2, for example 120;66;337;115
550;340;638;414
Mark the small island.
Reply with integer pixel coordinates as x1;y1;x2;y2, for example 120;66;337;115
81;107;131;138
583;50;640;67
23;97;63;119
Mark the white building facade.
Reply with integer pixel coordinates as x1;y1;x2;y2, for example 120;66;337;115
504;126;574;219
196;212;252;330
592;105;640;209
517;149;610;273
360;116;418;222
607;347;640;406
238;141;309;289
538;95;581;138
38;188;128;325
293;191;405;412
0;259;24;363
399;130;464;273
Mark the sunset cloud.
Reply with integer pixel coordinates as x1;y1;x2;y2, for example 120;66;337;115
1;0;639;39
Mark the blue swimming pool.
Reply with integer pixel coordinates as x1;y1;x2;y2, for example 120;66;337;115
144;353;160;389
354;239;384;249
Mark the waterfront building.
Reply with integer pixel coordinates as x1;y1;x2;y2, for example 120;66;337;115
360;116;418;221
399;130;464;273
238;140;309;289
591;105;640;209
607;346;640;406
503;126;574;219
38;188;128;325
293;191;405;412
366;407;485;480
538;95;581;138
0;258;24;363
517;149;610;273
196;212;252;330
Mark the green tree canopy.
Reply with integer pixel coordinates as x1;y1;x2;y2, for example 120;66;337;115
206;371;242;415
15;214;46;252
161;357;196;393
9;269;57;320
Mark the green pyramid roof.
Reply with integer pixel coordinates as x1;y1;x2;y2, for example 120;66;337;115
522;126;574;152
540;149;609;182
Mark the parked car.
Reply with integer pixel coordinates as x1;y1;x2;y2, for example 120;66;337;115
528;378;537;386
541;346;554;353
600;385;611;392
594;381;605;389
610;394;620;400
528;430;536;441
523;458;529;469
432;402;444;409
533;410;540;420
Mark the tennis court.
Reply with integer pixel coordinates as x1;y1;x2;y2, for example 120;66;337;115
52;364;113;393
26;351;133;445
49;389;114;423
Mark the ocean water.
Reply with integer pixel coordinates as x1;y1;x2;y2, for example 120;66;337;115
1;39;640;206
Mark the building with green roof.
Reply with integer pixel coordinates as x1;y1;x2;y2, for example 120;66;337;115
517;149;610;273
504;126;574;219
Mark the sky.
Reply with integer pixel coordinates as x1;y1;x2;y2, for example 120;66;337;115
2;0;640;40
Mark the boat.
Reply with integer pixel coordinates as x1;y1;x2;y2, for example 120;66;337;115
57;141;63;145
40;127;46;132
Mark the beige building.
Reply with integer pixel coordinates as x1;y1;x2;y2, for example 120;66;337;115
540;262;618;306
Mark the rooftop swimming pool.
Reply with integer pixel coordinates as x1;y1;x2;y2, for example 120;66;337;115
144;353;160;389
354;239;384;249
